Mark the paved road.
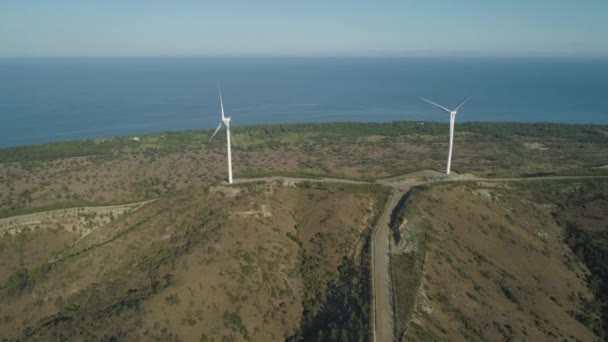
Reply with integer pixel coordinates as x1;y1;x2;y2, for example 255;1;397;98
372;177;432;342
372;188;402;342
231;171;608;342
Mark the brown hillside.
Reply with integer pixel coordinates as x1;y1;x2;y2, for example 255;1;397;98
393;181;601;341
0;181;385;341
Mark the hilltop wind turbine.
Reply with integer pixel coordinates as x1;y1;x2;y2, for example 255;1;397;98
209;88;233;184
421;96;470;175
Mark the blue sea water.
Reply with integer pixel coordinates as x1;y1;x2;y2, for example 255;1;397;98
0;57;607;147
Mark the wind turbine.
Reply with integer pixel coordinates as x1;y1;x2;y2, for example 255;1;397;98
421;96;470;175
209;89;233;184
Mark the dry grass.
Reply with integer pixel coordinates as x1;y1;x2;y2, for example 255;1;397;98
0;201;148;283
0;181;384;340
393;181;603;341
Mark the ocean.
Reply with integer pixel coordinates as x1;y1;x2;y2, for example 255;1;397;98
0;57;607;147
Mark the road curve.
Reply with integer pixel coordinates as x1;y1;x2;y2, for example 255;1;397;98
229;172;608;341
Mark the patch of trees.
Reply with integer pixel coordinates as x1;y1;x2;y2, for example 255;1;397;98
463;122;608;144
562;224;608;339
2;121;606;166
0;139;121;163
287;230;373;342
556;190;608;339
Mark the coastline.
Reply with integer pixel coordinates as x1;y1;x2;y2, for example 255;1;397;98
1;119;608;149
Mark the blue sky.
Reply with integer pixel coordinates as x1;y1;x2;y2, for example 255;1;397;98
1;1;607;57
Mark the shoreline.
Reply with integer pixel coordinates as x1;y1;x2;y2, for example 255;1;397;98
2;120;607;150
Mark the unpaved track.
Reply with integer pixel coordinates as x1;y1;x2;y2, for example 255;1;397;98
231;176;369;185
230;171;608;341
0;201;152;236
475;174;608;182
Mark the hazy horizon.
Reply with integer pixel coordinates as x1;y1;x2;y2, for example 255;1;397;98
3;54;608;60
2;1;608;58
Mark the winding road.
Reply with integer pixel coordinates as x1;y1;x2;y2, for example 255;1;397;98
231;171;608;341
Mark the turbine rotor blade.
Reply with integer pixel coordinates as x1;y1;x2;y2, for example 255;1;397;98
218;88;225;120
209;121;223;142
421;97;452;113
454;96;470;111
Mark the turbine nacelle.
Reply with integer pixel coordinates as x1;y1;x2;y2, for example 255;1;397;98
421;96;469;115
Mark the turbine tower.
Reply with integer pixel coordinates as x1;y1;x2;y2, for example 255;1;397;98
421;96;470;175
209;89;233;184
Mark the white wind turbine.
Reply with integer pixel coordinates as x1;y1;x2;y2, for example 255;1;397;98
209;89;233;184
421;96;470;175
